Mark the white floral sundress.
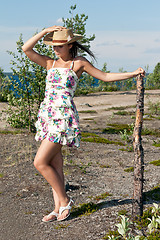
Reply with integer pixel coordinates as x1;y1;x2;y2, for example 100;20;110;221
35;60;81;147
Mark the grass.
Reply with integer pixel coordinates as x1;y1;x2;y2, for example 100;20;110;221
135;207;154;229
155;116;160;120
71;202;99;217
99;164;111;168
0;173;4;178
78;164;89;174
153;140;160;147
143;185;160;202
81;131;125;146
78;110;97;114
114;110;134;116
124;167;134;172
93;192;112;201
54;223;70;229
149;159;160;166
82;136;125;146
143;117;153;121
147;100;160;115
81;132;98;138
118;209;128;216
105;105;136;111
83;118;94;120
102;123;133;134
0;129;26;134
102;123;160;138
25;211;33;215
142;127;160;137
119;145;134;152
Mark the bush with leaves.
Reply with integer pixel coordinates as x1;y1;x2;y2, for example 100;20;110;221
6;34;53;132
103;203;160;240
145;63;160;89
0;67;10;102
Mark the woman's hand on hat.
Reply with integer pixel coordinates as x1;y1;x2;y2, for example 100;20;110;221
133;67;145;77
45;25;66;33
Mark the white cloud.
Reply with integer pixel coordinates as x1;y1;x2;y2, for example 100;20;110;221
0;25;43;51
56;18;63;24
144;47;160;54
96;40;121;47
154;38;160;42
0;25;43;71
124;44;135;48
0;25;40;33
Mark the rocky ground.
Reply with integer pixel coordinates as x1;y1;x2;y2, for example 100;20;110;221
0;90;160;240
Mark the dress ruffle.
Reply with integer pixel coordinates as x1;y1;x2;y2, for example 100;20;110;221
35;109;81;147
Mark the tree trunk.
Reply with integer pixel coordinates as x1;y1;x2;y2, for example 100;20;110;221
132;74;144;218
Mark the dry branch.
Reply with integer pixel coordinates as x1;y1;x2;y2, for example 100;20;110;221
132;74;144;217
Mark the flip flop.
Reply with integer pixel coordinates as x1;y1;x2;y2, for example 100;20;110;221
42;211;58;222
57;199;74;221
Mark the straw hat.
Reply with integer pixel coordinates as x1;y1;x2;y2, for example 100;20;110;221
43;29;83;46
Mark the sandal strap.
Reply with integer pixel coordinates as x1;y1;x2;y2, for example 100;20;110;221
59;199;74;215
47;211;58;218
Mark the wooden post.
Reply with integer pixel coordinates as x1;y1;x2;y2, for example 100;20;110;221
132;74;144;218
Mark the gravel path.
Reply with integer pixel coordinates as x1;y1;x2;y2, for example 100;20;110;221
0;90;160;240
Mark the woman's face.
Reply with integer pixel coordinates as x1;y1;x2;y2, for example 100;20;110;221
53;44;72;58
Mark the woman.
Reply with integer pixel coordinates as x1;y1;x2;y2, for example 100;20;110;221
22;25;145;222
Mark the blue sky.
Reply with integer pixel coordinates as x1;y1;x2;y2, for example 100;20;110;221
1;0;160;72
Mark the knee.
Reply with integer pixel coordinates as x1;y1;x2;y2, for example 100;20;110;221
33;157;39;170
33;157;45;172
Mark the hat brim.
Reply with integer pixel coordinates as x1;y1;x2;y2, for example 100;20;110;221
43;32;83;46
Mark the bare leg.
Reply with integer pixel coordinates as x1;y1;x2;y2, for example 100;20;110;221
50;149;73;221
42;151;64;221
34;139;68;203
51;151;64;212
34;139;71;221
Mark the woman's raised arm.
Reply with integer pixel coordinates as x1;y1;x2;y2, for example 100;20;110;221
22;26;65;69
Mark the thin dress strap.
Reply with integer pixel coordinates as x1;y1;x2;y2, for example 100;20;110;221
69;60;74;70
52;60;56;68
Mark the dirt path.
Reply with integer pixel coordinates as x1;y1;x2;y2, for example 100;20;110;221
0;90;160;240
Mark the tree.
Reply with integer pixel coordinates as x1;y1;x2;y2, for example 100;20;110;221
118;68;136;91
146;63;160;89
62;4;96;95
7;35;36;132
0;67;6;101
62;4;95;55
98;62;112;91
152;62;160;88
6;34;53;132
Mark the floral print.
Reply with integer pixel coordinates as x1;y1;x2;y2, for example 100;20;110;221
35;64;81;147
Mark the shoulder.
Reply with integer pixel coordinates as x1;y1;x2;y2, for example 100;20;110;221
46;58;55;70
74;56;89;63
74;56;91;68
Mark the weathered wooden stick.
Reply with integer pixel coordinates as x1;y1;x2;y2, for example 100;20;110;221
132;74;144;218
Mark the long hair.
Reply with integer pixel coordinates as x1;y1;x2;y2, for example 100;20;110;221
69;42;96;61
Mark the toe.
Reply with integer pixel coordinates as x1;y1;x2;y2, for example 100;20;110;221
42;211;58;222
57;209;69;221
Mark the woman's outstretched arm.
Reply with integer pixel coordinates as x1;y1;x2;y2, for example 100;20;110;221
81;58;145;82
